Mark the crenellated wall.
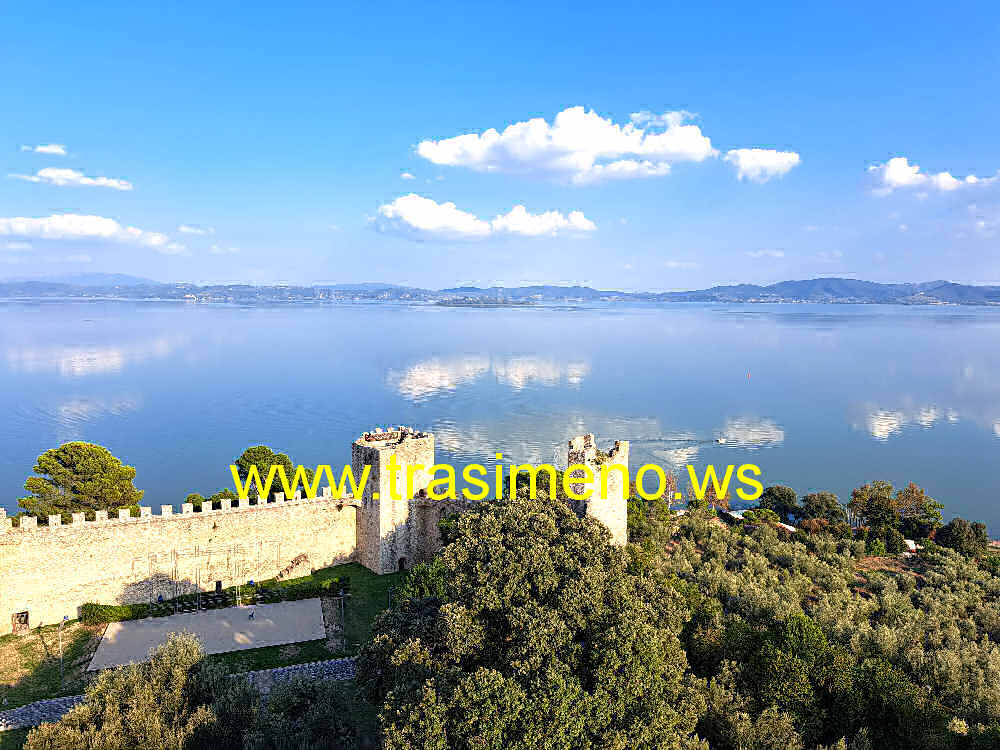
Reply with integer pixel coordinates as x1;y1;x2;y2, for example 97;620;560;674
1;427;630;636
0;492;359;635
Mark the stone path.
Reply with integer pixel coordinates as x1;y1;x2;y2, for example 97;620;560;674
0;656;357;732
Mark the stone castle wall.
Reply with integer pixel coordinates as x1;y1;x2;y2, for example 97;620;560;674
0;494;358;636
1;427;629;636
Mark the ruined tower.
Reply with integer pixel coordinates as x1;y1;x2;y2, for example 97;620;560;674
567;434;629;546
352;426;435;574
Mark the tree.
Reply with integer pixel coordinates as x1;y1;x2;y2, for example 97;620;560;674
245;678;370;750
935;518;989;557
23;633;257;750
894;483;943;539
800;492;847;523
760;485;799;523
357;495;705;750
848;481;897;529
742;508;781;525
848;481;942;539
19;442;143;522
234;445;313;500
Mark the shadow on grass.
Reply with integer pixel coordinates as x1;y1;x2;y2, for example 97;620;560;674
0;622;100;710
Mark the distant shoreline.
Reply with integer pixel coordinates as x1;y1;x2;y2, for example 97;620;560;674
1;276;999;306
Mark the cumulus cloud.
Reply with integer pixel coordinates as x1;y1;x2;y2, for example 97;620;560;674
178;224;214;235
400;171;415;180
725;149;800;182
417;106;717;184
868;156;999;195
0;213;181;253
21;144;67;155
10;168;132;191
209;244;240;255
375;194;595;241
746;249;784;258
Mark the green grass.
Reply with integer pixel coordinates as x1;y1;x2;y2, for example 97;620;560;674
205;638;341;673
0;729;28;750
328;563;401;650
0;561;400;715
0;621;101;710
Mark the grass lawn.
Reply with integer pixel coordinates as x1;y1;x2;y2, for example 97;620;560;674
0;621;103;710
206;638;341;673
0;561;400;713
0;729;28;750
261;561;399;650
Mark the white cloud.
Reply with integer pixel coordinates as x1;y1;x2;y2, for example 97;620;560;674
209;244;240;255
868;156;998;195
663;259;698;269
375;194;596;241
10;168;132;191
400;171;415;180
725;148;800;182
4;241;32;251
0;213;181;253
417;106;717;184
21;144;67;155
746;249;784;258
178;224;214;235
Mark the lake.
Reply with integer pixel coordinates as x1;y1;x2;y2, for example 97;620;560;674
2;300;999;531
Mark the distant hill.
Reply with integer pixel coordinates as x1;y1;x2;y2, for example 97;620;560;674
652;278;1000;304
2;272;160;287
0;276;998;305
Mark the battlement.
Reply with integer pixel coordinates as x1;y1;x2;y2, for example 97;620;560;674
356;425;429;447
0;488;360;534
568;433;628;467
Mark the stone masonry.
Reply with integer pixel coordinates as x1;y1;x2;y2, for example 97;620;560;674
0;427;629;636
567;434;630;546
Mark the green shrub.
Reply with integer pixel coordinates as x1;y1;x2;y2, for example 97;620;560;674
80;601;149;624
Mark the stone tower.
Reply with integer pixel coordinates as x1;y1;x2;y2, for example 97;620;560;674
352;426;435;574
567;434;629;546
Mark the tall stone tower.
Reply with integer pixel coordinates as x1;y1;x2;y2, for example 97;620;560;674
352;426;435;574
567;434;629;546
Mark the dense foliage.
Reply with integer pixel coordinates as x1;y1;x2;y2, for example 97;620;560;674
23;633;257;750
18;442;143;522
628;500;1000;749
357;495;706;749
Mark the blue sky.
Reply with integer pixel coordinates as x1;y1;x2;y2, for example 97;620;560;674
2;1;999;289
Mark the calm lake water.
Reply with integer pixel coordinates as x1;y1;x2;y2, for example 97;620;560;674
2;300;999;531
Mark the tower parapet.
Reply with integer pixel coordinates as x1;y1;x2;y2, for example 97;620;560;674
567;434;629;546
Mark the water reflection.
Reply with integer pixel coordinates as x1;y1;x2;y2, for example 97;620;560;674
388;355;590;400
6;336;184;377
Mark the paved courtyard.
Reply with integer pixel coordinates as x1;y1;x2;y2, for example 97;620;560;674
88;598;326;670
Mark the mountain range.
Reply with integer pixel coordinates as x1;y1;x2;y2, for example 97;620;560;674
1;276;998;305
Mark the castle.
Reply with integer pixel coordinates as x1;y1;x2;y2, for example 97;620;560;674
0;428;628;636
